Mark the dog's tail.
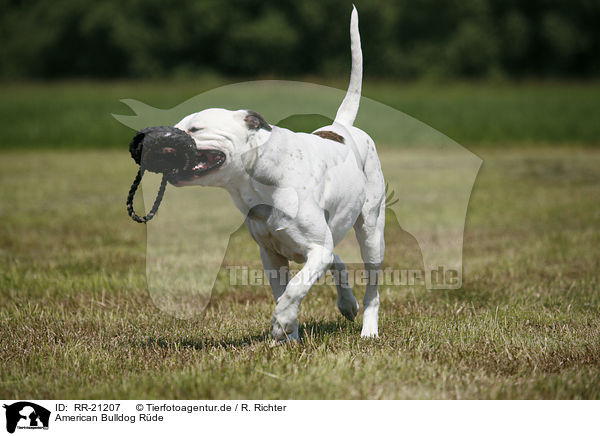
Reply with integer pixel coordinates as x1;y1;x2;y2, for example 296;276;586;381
334;5;362;127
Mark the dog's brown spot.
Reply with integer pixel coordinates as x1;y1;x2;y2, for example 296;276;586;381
313;130;345;144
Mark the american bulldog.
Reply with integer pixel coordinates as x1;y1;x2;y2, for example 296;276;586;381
149;7;385;340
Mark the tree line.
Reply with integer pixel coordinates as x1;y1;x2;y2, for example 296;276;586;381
1;0;598;79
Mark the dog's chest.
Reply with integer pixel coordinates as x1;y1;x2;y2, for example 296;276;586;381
245;205;308;263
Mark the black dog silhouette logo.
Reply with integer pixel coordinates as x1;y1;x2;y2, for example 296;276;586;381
3;402;50;433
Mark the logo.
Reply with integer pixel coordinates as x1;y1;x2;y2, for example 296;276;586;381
3;402;50;434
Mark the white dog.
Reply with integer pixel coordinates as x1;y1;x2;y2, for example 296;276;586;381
171;7;385;340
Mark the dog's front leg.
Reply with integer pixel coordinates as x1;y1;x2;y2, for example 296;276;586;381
271;246;333;341
260;247;297;339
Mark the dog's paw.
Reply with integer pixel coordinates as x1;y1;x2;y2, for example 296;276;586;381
278;329;300;344
360;319;379;339
360;329;379;339
337;296;359;321
271;315;299;342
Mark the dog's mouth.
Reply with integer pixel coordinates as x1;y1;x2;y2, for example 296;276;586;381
168;148;226;185
191;149;226;175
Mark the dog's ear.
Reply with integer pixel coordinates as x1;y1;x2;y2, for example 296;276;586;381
244;110;272;132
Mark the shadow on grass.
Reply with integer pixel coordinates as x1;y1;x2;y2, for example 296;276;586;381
300;319;360;338
141;332;269;351
140;318;358;351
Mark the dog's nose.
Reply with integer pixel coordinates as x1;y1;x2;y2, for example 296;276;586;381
160;147;177;154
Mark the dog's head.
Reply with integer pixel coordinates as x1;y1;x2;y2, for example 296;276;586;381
170;108;272;187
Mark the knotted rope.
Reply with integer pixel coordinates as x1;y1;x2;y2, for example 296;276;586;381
126;168;168;223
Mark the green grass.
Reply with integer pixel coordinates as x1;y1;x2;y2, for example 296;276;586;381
1;145;599;399
1;80;599;148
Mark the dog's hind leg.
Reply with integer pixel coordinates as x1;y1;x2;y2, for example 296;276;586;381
331;253;359;321
354;203;385;338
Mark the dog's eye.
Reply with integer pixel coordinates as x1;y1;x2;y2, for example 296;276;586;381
188;127;202;133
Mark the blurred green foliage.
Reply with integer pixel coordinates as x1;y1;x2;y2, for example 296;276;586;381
1;0;599;79
1;80;599;148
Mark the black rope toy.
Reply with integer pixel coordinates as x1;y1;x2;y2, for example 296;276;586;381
126;126;197;223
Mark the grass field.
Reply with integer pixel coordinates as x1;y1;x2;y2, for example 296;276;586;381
1;80;599;399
